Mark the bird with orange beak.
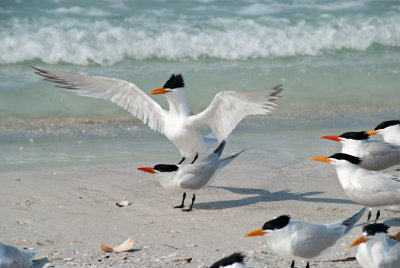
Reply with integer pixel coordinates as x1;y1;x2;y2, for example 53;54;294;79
137;141;247;212
244;208;365;268
349;223;400;268
320;131;400;171
367;120;400;147
310;153;400;222
31;65;282;164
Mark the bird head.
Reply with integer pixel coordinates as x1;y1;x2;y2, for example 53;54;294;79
320;131;370;143
137;164;179;175
310;153;362;166
244;215;290;237
349;223;389;248
367;120;400;136
150;74;185;95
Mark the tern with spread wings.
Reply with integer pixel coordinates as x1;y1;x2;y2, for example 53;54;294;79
32;66;282;164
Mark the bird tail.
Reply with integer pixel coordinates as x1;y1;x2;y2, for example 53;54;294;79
342;207;366;234
218;147;252;171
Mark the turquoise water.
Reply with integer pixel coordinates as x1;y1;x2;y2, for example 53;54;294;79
0;0;399;171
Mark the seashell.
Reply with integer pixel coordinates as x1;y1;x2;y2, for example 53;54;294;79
98;237;134;253
116;198;129;207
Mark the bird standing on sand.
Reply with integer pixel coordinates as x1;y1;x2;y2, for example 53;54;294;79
244;208;365;268
31;66;282;164
310;153;400;221
349;223;400;268
320;131;400;170
367;120;400;147
138;141;246;211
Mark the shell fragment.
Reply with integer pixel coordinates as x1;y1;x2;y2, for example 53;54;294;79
98;237;134;253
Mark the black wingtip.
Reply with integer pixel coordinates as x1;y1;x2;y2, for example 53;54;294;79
342;207;366;233
213;140;226;156
210;252;245;268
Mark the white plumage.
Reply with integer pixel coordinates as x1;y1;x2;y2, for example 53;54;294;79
31;66;281;162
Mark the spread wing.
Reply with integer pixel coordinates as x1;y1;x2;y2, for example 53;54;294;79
31;66;166;133
189;85;282;141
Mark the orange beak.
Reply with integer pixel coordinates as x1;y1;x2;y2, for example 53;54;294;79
366;129;379;136
150;87;172;95
137;167;156;174
349;235;370;248
244;228;268;237
320;135;342;142
309;156;333;163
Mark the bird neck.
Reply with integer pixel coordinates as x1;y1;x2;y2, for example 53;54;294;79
165;90;192;117
334;163;360;187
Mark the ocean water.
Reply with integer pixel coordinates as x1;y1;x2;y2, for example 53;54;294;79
0;0;399;171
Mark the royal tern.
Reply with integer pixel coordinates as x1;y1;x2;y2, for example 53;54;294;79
367;120;400;147
210;252;246;268
310;153;400;221
137;141;245;211
0;242;35;268
320;131;400;170
31;66;282;164
244;208;365;268
349;223;400;268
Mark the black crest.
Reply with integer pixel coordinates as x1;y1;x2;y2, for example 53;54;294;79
163;74;185;89
262;215;290;231
210;252;245;268
329;153;362;165
339;131;369;140
362;223;389;236
153;164;179;172
374;120;400;131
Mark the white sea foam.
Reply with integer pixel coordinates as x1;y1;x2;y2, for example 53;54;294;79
49;7;110;16
1;15;399;65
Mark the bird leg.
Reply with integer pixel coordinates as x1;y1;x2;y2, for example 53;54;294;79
183;194;195;212
191;154;198;164
178;157;185;164
306;262;309;268
375;210;381;222
367;209;372;221
174;192;186;208
291;260;294;268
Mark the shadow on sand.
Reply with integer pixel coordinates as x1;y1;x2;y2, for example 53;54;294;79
195;186;355;210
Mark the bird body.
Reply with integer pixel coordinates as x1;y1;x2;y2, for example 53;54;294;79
138;141;246;211
350;223;400;268
310;153;400;221
244;208;365;266
321;131;400;170
368;120;400;147
31;66;282;162
0;243;35;268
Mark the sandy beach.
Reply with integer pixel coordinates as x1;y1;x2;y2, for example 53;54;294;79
2;159;399;267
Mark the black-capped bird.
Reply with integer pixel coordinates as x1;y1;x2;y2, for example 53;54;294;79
31;66;282;164
367;120;400;147
244;208;365;268
349;223;400;268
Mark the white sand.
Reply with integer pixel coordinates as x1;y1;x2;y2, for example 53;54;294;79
1;161;399;267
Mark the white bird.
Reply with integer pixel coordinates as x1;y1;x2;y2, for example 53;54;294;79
367;120;400;147
244;208;365;268
349;223;400;268
320;131;400;171
210;252;247;268
31;66;282;164
137;141;245;211
310;153;400;221
0;242;35;268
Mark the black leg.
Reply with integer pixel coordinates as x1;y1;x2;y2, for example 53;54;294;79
367;209;372;221
178;157;185;164
174;193;186;208
306;262;309;268
291;260;294;268
183;194;195;212
190;154;198;164
375;210;380;222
